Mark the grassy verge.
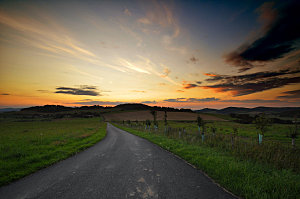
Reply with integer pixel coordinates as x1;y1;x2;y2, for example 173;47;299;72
115;124;300;199
152;120;297;144
0;118;106;186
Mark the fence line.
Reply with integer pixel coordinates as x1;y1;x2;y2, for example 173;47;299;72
115;121;300;173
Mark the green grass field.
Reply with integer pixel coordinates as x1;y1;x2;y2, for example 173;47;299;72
150;120;297;146
0;117;106;186
115;124;300;199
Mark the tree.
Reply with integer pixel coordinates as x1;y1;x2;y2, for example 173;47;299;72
150;110;158;129
145;119;151;130
288;116;298;148
164;111;168;126
254;113;271;144
231;127;238;148
197;115;205;142
211;127;217;135
197;115;203;133
164;111;168;135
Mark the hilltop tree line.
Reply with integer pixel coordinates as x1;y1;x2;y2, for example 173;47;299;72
20;104;193;113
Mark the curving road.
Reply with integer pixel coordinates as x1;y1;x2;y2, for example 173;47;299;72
0;123;237;199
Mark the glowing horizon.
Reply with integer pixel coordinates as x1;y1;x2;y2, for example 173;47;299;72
0;0;299;109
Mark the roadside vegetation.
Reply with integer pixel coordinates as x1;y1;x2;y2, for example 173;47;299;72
0;117;106;186
114;111;300;199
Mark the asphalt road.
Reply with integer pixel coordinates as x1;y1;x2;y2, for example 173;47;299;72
0;123;237;199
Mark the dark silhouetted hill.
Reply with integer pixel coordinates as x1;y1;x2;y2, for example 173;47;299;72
196;107;300;115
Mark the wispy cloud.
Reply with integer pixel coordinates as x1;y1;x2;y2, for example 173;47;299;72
0;93;10;95
160;67;171;77
55;85;101;96
131;90;146;93
36;90;51;93
0;8;128;73
137;55;180;86
123;8;132;16
118;58;150;74
137;1;180;38
119;24;143;47
224;1;300;72
137;0;184;53
189;56;199;64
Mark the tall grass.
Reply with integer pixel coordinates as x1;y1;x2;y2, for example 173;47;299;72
117;121;299;173
0;117;106;186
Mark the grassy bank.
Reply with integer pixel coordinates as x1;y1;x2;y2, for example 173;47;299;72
152;120;297;144
115;124;300;199
0;118;106;186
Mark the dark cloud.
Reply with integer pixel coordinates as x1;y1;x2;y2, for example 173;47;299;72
187;97;219;102
278;89;300;98
0;93;10;95
182;81;202;89
55;85;100;96
164;98;186;102
36;90;50;93
141;100;157;104
189;56;199;64
201;68;300;96
205;69;300;83
131;90;146;93
71;100;123;105
183;83;198;89
225;0;300;72
163;97;219;103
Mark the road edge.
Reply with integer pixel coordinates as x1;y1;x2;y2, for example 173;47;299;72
110;123;241;199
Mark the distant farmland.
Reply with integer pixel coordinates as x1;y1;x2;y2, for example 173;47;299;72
103;110;225;121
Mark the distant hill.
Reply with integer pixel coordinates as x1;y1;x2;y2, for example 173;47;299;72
19;103;193;113
4;104;299;118
196;107;300;117
114;103;151;111
21;105;105;113
114;103;193;112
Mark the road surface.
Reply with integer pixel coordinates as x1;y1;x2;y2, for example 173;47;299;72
0;123;237;199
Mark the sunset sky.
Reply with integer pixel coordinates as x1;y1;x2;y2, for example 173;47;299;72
0;0;299;109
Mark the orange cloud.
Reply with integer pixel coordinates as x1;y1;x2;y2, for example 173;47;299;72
204;73;218;77
160;67;171;77
137;1;180;39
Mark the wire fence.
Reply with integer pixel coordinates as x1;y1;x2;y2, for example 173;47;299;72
114;120;300;173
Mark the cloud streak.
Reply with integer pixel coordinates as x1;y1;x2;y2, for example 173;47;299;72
55;85;101;96
182;81;201;89
278;89;300;99
201;68;300;96
163;97;219;103
0;8;142;74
